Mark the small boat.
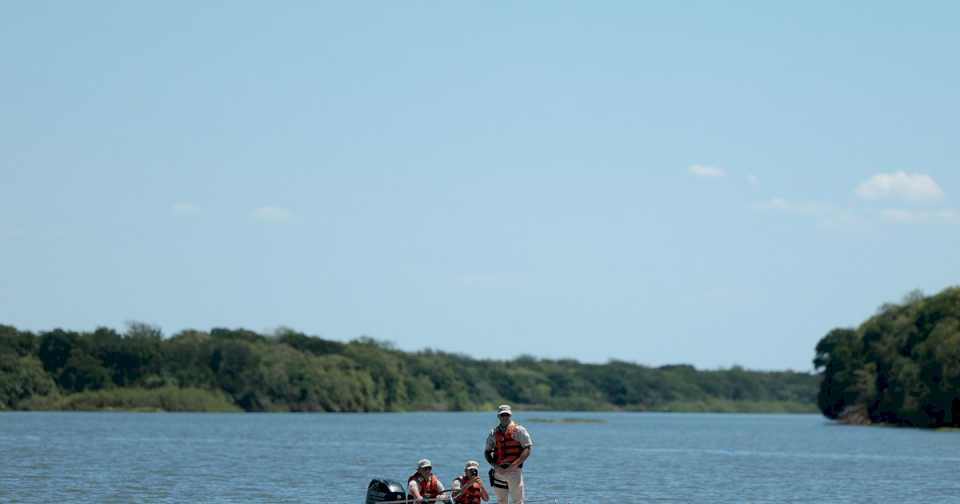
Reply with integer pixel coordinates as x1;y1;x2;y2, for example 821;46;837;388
365;478;453;504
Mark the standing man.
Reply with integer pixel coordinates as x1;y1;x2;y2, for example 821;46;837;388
484;404;532;504
408;458;445;503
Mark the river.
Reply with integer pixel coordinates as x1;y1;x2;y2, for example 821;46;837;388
2;411;958;503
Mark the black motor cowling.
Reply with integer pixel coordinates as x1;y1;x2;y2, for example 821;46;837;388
366;478;406;504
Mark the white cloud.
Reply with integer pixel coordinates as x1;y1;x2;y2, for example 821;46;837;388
461;274;505;288
758;195;958;227
171;202;199;216
747;175;759;186
689;164;725;178
880;209;919;223
820;210;867;229
251;206;294;222
757;197;865;229
758;197;826;216
761;197;789;211
880;208;960;224
936;210;959;221
855;171;945;203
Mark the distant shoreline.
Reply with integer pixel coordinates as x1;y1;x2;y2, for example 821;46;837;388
1;323;820;414
8;387;816;414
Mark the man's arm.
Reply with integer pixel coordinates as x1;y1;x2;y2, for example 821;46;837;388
477;477;490;501
484;431;496;465
509;445;531;468
509;425;533;468
409;480;422;501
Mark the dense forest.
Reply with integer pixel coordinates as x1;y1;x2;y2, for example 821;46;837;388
814;286;960;428
0;323;817;413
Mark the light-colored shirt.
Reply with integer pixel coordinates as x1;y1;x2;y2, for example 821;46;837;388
408;477;445;497
484;422;533;451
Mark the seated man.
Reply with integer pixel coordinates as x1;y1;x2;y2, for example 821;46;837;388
408;458;445;503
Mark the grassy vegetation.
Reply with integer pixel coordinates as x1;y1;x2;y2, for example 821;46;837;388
526;417;607;424
20;386;241;412
645;399;819;414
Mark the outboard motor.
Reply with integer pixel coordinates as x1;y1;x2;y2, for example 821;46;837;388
366;478;406;504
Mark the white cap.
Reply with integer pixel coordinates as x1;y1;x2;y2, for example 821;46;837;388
497;404;512;416
418;459;432;469
465;460;480;471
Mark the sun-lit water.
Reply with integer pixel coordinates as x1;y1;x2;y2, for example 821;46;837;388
2;411;959;503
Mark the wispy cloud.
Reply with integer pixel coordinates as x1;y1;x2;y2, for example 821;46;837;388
880;208;959;224
758;197;957;227
756;197;865;229
881;209;920;223
747;175;759;187
752;172;956;228
251;206;295;223
171;202;200;216
758;197;826;216
460;273;510;289
688;164;725;178
855;171;945;203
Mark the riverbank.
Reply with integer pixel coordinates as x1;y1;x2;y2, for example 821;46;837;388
15;387;241;412
8;387;815;414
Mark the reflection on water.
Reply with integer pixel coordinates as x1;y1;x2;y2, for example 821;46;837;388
1;411;958;503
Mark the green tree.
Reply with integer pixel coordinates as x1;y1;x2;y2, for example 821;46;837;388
0;355;57;409
813;328;861;420
59;348;111;393
211;339;264;410
37;329;79;376
0;325;36;357
814;286;960;427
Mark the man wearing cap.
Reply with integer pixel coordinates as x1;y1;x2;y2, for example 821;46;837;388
484;404;532;504
451;460;489;504
408;458;445;503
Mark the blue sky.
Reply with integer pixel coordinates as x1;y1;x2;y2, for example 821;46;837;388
2;2;958;371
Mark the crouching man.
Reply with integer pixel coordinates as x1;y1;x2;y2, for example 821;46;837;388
451;460;489;504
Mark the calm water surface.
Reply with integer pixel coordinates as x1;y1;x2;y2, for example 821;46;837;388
1;411;958;503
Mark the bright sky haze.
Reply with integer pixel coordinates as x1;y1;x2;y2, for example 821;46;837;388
3;2;958;371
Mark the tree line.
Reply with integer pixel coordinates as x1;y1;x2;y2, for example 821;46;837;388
814;286;960;428
1;322;818;412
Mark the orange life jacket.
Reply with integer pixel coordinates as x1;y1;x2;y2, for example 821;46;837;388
408;472;441;498
494;423;525;465
453;476;483;504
